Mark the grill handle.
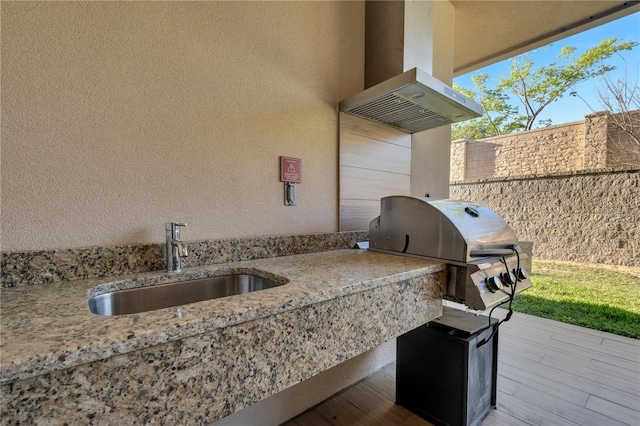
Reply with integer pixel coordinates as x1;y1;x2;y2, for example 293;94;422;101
469;248;515;258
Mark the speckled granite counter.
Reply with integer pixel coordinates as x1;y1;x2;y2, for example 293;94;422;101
1;249;445;424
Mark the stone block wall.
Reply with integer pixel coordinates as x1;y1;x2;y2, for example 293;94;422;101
600;112;640;168
450;168;639;267
450;139;466;182
451;110;640;181
451;121;585;181
583;113;609;169
449;110;639;266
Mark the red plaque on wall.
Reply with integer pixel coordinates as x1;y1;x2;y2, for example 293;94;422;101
280;156;302;183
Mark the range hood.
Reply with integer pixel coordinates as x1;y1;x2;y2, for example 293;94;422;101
339;67;483;134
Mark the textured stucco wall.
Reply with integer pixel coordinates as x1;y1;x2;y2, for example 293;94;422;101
450;169;640;267
1;1;364;251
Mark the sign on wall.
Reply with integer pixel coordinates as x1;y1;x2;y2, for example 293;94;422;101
280;156;302;183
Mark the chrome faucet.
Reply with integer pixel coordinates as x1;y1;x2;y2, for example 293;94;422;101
165;222;188;272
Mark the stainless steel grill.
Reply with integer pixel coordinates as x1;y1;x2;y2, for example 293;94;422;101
368;196;532;310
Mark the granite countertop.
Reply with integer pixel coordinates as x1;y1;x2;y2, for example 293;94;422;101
0;249;444;385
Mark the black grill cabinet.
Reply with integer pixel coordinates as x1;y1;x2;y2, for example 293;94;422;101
396;307;499;426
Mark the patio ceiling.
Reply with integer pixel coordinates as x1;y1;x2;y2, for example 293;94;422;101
452;0;640;76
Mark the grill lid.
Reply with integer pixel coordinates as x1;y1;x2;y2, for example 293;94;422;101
369;196;518;263
368;196;531;311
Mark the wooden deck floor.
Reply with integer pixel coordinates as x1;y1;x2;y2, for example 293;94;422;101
284;309;640;426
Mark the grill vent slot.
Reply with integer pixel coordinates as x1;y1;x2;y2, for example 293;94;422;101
339;68;482;134
349;93;452;132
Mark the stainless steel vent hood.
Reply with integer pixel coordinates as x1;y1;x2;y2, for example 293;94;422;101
339;68;483;134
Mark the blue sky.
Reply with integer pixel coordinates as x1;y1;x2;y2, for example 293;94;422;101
453;11;640;126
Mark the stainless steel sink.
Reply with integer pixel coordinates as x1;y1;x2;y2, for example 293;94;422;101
88;274;285;316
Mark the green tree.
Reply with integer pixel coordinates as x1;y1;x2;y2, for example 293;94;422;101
452;38;639;140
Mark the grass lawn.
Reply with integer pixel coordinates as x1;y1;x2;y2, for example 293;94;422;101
511;260;640;339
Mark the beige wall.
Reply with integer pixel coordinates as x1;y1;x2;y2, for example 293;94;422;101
1;1;364;251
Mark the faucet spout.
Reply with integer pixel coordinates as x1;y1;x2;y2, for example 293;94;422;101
165;222;188;272
172;239;188;257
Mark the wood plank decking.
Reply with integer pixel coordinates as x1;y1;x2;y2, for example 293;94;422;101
284;310;640;426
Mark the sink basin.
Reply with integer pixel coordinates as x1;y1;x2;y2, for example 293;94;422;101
88;274;285;316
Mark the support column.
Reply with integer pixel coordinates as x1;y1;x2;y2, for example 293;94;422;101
407;0;456;199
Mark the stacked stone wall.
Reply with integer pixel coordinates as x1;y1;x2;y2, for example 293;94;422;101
451;121;585;181
583;113;609;169
450;169;639;267
451;110;640;181
450;140;466;182
603;112;640;168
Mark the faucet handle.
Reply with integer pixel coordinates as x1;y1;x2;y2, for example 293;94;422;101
165;222;187;231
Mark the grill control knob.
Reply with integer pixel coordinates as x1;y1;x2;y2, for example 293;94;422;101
501;272;516;286
486;276;501;292
513;268;528;281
